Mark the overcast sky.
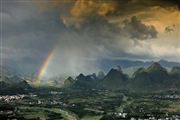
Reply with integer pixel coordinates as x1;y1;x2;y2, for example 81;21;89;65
1;0;180;78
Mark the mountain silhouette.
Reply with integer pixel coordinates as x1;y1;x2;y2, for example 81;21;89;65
63;77;75;88
101;67;129;90
62;62;179;92
71;73;99;89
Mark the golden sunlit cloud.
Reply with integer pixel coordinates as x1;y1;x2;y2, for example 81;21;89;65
31;0;180;61
61;0;117;28
142;6;180;33
33;0;179;33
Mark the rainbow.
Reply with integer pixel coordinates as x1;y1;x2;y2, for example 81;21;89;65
33;47;57;85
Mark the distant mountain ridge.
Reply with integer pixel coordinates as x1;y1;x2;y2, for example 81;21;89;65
64;62;180;92
0;65;20;77
63;77;75;88
0;66;32;95
70;73;100;89
99;59;180;72
0;79;32;95
101;67;129;89
130;63;170;91
1;61;180;93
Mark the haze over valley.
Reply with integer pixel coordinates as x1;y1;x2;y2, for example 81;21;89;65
1;0;180;119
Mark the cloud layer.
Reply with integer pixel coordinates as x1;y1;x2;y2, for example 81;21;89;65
1;0;180;78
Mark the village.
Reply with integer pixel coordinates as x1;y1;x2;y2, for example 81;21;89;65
0;90;180;120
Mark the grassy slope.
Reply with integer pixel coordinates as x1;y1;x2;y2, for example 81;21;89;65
19;106;79;120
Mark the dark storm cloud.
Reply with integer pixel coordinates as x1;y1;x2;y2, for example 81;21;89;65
115;0;180;13
155;0;180;9
68;13;120;41
165;26;174;33
122;16;158;40
66;14;158;41
1;0;66;73
2;0;179;77
59;0;180;41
